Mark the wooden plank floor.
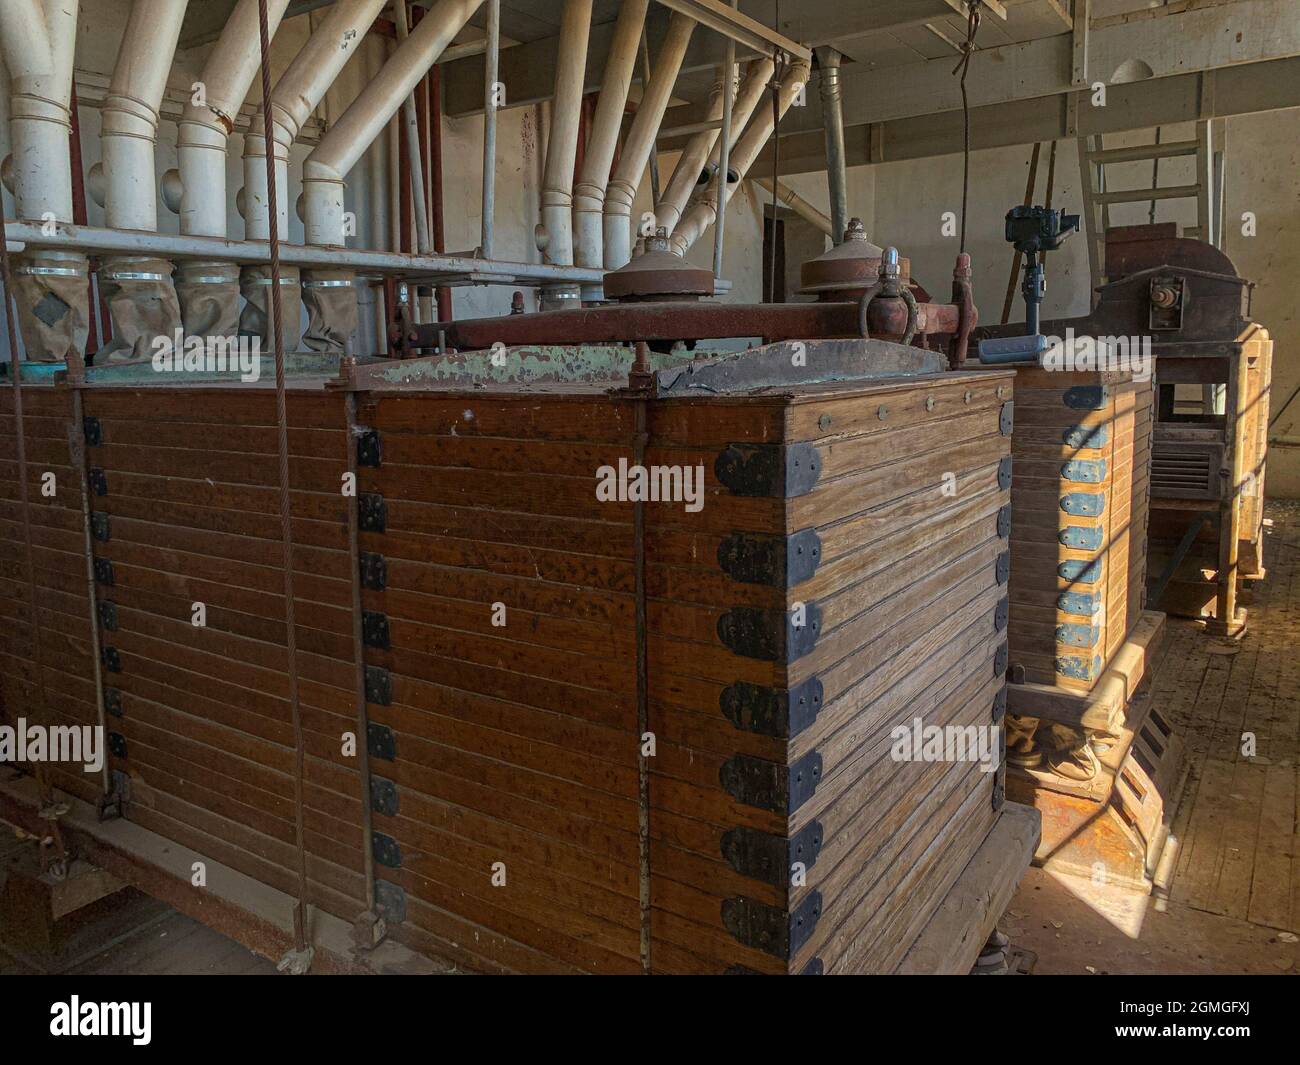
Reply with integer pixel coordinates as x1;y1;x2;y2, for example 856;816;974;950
1164;500;1300;933
1006;500;1300;974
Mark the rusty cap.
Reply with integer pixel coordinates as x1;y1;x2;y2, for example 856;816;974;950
603;228;716;302
799;217;911;300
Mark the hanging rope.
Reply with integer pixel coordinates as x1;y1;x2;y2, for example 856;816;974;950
767;47;787;303
256;0;312;959
952;1;982;253
766;0;785;304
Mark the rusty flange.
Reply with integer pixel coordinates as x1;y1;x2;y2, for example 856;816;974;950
799;217;911;301
603;228;715;303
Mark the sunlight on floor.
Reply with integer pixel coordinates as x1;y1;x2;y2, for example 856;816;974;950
1044;867;1154;939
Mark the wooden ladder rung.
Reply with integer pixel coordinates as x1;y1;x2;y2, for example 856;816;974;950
1086;140;1199;165
1094;183;1201;206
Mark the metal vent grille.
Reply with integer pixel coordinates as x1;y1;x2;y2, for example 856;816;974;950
1151;442;1221;500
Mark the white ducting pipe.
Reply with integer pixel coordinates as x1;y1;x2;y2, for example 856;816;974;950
572;0;647;286
101;0;189;232
569;7;645;302
602;12;695;271
301;0;484;246
176;0;292;238
240;0;386;353
0;1;86;362
300;0;483;351
244;0;388;242
752;176;834;237
670;58;810;257
0;0;79;225
95;0;190;364
172;0;293;341
656;72;727;236
681;59;773;215
535;0;593;272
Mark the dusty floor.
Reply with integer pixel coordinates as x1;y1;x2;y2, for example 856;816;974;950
1009;501;1300;974
0;883;276;975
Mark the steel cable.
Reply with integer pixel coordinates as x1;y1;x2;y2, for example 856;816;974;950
257;0;312;955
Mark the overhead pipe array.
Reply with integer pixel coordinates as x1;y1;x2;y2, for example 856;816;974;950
173;0;293;340
602;11;696;272
97;0;191;362
659;56;772;235
572;0;650;301
242;0;389;352
301;0;485;350
2;2;817;360
670;57;811;257
534;0;594;308
0;0;84;362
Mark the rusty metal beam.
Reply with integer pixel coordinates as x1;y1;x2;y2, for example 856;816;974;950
410;299;962;351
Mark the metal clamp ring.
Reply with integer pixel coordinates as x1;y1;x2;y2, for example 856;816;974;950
105;271;165;282
899;286;919;346
16;266;83;277
856;281;883;340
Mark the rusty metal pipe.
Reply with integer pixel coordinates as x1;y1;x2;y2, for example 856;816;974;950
420;298;961;350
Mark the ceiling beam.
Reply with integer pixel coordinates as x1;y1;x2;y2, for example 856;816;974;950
751;54;1300;174
656;0;811;63
773;0;1300;134
441;8;749;116
748;0;997;47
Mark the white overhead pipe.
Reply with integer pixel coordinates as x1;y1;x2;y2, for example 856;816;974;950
656;56;772;235
0;0;85;362
169;0;293;340
300;0;483;351
656;71;727;236
602;11;695;271
243;0;388;242
176;0;293;238
534;0;594;275
752;176;834;237
572;0;648;289
94;1;192;363
0;0;79;224
240;0;386;352
301;0;485;246
670;58;810;257
696;60;772;196
101;0;190;232
480;0;500;259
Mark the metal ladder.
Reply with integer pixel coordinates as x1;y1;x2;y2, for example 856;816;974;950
1077;119;1223;291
